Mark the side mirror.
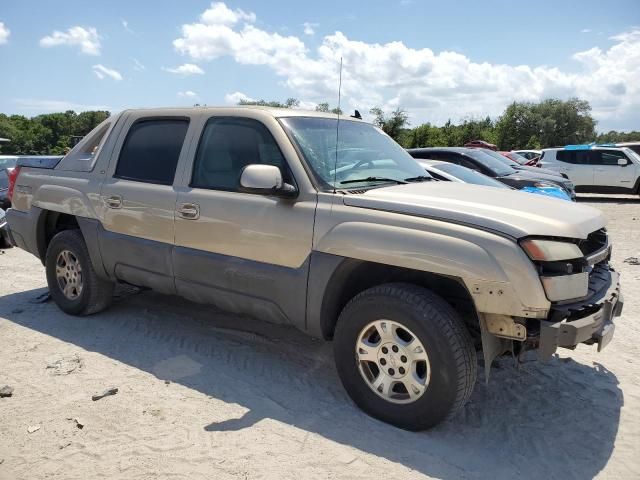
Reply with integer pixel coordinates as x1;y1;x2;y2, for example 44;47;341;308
618;158;629;166
239;164;297;197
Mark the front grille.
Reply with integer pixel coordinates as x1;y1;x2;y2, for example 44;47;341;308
578;228;608;258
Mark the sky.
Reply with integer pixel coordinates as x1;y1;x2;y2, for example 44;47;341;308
1;0;639;131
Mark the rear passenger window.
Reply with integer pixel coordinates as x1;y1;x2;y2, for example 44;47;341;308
191;117;292;191
556;151;590;164
115;118;189;185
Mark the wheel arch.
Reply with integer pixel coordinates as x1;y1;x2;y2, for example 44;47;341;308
35;210;109;280
308;253;478;343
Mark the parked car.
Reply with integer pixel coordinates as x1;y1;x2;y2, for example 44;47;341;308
500;151;538;167
7;107;622;430
476;147;569;179
615;142;640;156
420;160;571;200
407;147;576;199
0;156;18;209
0;207;12;248
463;139;497;150
539;145;640;195
512;149;542;163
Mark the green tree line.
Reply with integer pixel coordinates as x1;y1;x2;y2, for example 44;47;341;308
0;98;637;155
0;110;110;155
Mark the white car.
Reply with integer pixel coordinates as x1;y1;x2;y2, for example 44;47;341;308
512;149;542;161
539;145;640;195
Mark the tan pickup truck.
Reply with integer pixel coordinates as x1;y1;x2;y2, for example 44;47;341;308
5;107;623;430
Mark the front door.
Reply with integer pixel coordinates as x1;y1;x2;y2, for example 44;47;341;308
590;149;638;190
172;115;316;327
99;114;193;293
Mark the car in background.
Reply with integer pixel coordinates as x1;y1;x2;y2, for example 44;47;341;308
512;149;542;163
500;151;537;167
477;147;571;180
0;207;12;249
0;156;19;209
539;144;640;194
616;142;640;156
407;147;576;199
463;140;497;150
418;159;571;201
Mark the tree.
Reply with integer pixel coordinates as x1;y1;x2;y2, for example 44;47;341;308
238;98;300;108
370;107;410;141
495;98;597;150
0;110;110;155
315;102;343;115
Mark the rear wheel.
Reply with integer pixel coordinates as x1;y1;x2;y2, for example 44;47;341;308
45;230;114;315
333;283;477;431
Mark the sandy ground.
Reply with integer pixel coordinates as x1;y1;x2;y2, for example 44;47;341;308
0;195;639;480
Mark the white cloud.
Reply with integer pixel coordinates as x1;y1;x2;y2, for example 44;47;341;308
178;90;198;98
199;2;256;26
224;91;254;104
163;63;205;75
92;64;123;81
303;22;317;36
121;18;134;34
174;3;640;129
14;98;110;112
581;28;592;33
40;26;101;55
131;58;145;71
0;22;10;45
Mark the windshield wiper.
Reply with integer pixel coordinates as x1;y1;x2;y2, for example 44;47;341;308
404;175;433;182
340;177;407;185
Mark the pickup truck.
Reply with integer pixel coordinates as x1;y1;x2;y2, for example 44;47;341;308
5;107;623;430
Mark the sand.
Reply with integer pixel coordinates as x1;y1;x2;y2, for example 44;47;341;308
0;195;639;479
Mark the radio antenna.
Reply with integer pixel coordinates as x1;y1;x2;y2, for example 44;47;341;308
333;57;343;193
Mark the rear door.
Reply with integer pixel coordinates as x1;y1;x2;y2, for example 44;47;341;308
98;113;195;293
551;150;594;186
590;149;637;190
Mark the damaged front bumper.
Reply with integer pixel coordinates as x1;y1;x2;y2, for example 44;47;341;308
538;269;623;360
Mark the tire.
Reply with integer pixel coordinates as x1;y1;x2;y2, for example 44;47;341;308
333;283;477;431
45;229;114;316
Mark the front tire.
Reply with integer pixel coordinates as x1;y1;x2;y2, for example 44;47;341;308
333;283;477;431
45;229;114;316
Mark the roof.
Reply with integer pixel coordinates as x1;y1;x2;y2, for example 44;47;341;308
117;105;359;121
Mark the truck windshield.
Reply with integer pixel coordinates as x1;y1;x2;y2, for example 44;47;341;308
280;117;430;190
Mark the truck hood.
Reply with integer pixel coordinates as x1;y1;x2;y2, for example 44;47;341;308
342;182;605;239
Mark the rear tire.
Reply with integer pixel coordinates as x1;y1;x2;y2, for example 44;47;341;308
45;229;114;315
333;283;477;431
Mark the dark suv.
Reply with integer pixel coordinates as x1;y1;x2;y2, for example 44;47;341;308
407;147;576;199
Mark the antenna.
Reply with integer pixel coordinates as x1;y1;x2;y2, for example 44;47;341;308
333;57;343;193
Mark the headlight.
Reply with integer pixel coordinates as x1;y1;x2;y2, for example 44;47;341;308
520;239;583;261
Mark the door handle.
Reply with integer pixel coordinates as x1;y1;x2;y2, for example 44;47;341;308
177;203;200;220
105;195;122;209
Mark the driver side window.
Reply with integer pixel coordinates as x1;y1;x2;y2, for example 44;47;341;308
191;117;293;191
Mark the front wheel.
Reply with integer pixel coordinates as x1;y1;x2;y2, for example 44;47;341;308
45;229;114;316
333;283;477;431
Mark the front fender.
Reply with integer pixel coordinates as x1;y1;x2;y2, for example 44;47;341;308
314;221;550;318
